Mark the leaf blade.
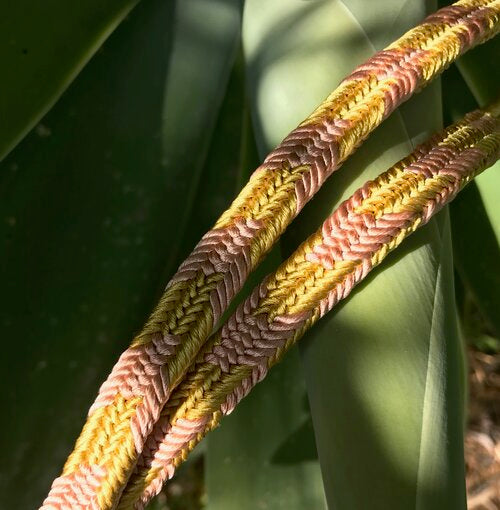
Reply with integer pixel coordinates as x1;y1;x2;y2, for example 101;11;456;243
242;1;466;509
0;0;140;161
446;40;500;337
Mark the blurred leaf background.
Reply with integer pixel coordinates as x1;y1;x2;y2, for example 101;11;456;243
0;1;498;509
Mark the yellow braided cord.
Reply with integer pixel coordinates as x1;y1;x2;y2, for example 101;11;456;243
118;104;500;509
41;1;500;508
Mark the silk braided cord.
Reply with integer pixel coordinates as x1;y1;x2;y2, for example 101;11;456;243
41;1;500;508
117;103;500;509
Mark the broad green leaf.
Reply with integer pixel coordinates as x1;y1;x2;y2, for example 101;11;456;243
473;161;500;247
456;36;500;246
0;1;241;507
455;36;500;246
442;63;500;338
0;0;139;161
451;182;500;338
243;1;466;509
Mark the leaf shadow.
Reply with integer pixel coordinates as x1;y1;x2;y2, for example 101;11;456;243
0;1;178;507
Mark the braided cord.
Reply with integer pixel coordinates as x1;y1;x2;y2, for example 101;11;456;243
118;104;500;509
41;1;500;508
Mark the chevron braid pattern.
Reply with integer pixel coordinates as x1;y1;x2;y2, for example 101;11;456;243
41;1;500;508
117;103;500;509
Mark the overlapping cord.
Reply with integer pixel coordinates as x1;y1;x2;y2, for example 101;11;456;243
118;103;500;509
41;1;500;509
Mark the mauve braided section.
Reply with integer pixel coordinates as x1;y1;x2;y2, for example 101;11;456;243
40;465;106;510
119;105;500;509
42;1;500;508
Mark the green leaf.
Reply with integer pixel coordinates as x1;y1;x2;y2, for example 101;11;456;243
445;42;500;338
455;36;500;244
0;0;140;161
475;164;500;246
241;0;466;509
451;181;500;339
0;0;241;507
